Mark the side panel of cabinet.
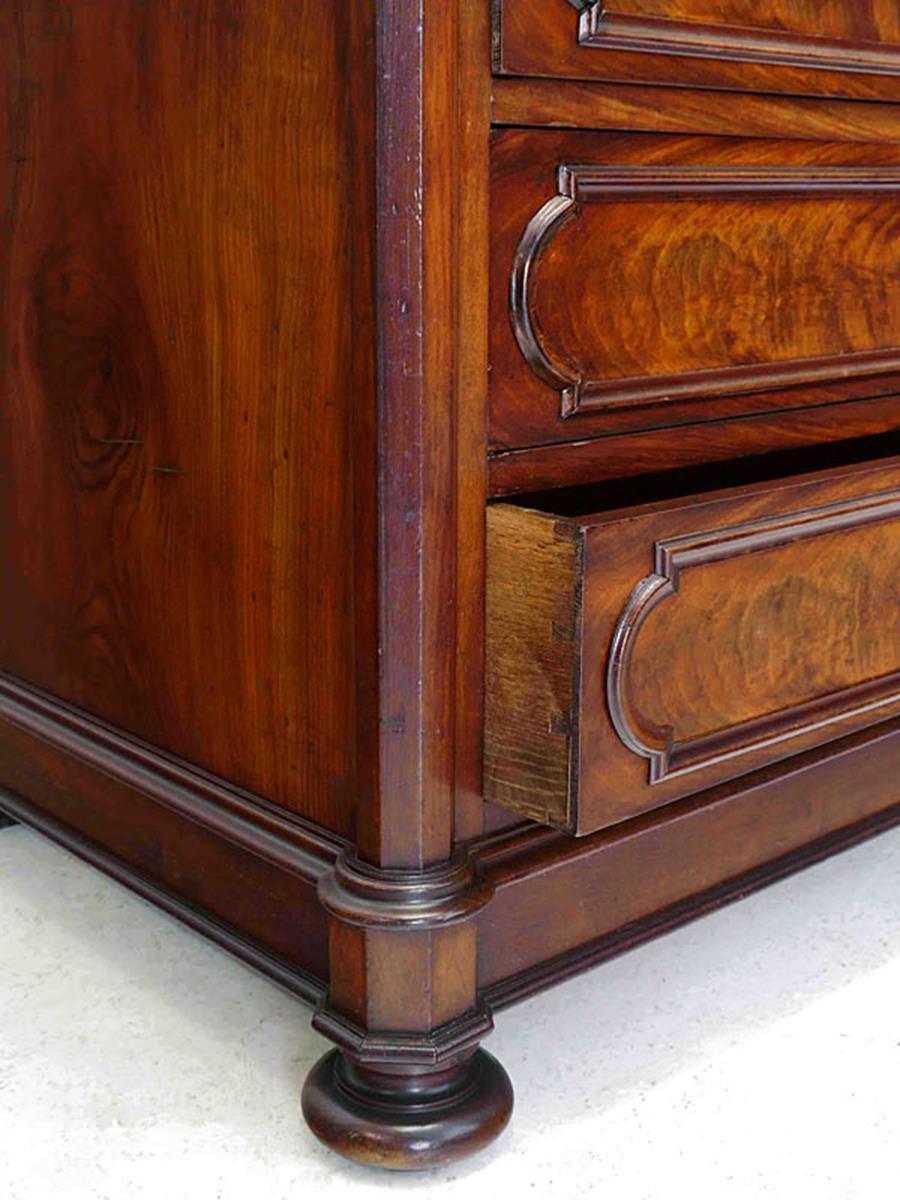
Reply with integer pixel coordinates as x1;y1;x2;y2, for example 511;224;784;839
0;3;376;836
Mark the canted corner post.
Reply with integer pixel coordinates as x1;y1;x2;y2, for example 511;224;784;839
301;851;513;1170
301;0;504;1170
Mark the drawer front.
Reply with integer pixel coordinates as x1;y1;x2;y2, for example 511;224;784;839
497;0;900;101
490;129;900;453
485;458;900;834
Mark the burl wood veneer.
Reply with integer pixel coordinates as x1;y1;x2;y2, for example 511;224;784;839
1;0;899;1172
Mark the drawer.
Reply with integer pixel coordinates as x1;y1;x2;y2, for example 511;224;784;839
496;0;900;102
490;129;900;454
484;456;900;834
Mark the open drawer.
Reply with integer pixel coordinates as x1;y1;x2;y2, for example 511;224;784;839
485;455;900;834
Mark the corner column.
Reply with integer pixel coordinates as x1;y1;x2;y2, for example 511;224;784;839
302;852;512;1169
301;0;502;1169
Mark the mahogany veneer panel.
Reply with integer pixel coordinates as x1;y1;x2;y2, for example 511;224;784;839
486;457;900;833
0;1;375;835
497;0;900;100
490;129;900;454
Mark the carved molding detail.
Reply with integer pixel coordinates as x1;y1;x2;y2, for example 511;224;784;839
606;489;900;784
576;4;900;75
0;671;339;881
317;849;494;930
509;164;900;418
312;1002;495;1067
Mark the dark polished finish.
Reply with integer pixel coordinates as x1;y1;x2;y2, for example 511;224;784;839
302;1049;514;1171
318;849;494;931
2;0;900;1174
0;784;328;1005
478;718;900;987
488;400;900;495
482;777;900;1009
0;0;375;838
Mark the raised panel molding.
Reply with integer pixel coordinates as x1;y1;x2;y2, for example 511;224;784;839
606;490;900;784
509;164;900;418
574;3;900;75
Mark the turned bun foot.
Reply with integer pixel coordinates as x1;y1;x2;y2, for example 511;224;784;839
301;1048;514;1171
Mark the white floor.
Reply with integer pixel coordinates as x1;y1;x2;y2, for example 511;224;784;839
2;823;900;1200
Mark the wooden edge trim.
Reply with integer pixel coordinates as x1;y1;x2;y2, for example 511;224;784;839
490;77;900;143
606;490;900;781
0;785;327;1008
580;7;900;76
318;848;494;930
311;1002;495;1068
486;395;900;496
481;796;900;1011
0;673;343;885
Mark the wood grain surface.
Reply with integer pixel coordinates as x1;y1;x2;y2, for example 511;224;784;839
486;457;900;834
609;0;900;41
492;77;900;143
490;129;900;454
497;0;900;100
0;2;376;836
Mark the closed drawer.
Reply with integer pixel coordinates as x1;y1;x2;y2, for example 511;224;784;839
485;456;900;834
490;129;900;454
496;0;900;101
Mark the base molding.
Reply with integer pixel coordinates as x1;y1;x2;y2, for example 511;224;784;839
312;1000;496;1068
0;785;327;1006
476;717;900;994
0;673;341;880
483;793;900;1011
2;704;899;1019
3;701;900;1172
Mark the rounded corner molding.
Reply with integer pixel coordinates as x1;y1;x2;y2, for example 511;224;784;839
317;848;495;930
507;164;900;420
606;572;676;782
508;179;583;411
605;492;900;786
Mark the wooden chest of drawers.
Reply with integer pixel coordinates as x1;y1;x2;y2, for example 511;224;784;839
1;0;898;1172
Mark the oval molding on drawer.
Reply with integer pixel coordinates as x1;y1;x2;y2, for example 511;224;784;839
509;163;900;419
606;489;900;784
